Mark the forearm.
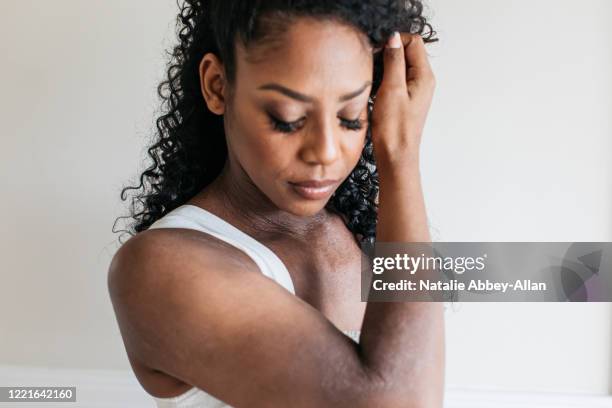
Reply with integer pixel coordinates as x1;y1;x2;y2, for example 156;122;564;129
358;155;445;407
375;157;430;243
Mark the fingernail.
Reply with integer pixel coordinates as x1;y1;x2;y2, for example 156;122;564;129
386;31;402;49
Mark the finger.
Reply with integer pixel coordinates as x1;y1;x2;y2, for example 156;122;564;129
402;33;433;76
381;31;407;91
403;34;436;96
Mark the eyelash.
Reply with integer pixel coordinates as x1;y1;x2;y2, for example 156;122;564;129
267;114;365;133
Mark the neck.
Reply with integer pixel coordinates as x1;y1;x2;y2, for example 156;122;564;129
195;160;331;240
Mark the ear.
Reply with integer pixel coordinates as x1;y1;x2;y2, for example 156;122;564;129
199;52;227;115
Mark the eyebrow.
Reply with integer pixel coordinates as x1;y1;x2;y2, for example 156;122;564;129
257;80;372;103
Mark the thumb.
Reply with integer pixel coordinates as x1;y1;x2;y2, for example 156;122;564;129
381;31;407;92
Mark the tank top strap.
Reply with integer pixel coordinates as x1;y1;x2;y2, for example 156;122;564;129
147;204;296;295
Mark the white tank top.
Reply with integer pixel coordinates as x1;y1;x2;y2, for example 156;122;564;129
146;204;361;408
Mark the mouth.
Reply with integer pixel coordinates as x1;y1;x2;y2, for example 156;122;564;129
288;179;340;200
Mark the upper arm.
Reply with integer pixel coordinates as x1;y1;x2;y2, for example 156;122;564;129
107;229;378;408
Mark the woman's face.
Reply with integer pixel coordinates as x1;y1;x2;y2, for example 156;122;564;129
219;18;373;217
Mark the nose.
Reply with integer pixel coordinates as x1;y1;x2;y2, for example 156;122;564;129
298;117;340;166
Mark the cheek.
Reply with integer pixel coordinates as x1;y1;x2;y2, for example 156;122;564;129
342;130;368;168
231;121;296;180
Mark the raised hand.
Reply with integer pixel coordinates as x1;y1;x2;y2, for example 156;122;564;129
371;32;436;174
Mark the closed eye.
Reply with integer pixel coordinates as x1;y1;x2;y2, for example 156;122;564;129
267;114;365;134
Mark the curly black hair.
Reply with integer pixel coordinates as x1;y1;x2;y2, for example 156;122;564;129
113;0;438;245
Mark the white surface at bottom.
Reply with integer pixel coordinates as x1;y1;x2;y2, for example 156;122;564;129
0;364;610;408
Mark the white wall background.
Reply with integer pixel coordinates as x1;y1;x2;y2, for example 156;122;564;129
424;0;612;395
0;0;610;398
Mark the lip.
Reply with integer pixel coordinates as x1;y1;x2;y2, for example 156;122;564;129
288;179;340;200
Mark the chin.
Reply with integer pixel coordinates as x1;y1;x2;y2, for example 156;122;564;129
278;197;330;218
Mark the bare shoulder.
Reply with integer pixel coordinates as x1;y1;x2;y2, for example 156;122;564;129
107;227;260;397
108;227;258;289
107;227;261;324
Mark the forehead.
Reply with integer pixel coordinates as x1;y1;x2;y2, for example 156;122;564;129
234;17;373;98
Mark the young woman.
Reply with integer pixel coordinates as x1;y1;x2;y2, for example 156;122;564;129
109;1;444;406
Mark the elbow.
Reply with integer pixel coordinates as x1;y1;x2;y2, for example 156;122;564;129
341;369;443;408
351;387;442;408
358;391;443;408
